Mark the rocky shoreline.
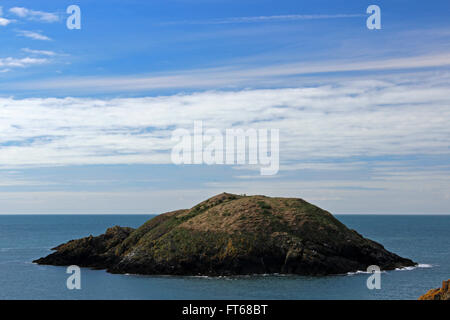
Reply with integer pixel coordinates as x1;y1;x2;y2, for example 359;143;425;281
419;280;450;300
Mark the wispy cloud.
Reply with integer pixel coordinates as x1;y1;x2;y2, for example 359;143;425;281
0;17;12;26
21;48;56;56
0;72;449;169
10;52;450;93
0;56;48;68
16;30;52;41
161;13;364;25
0;6;13;26
9;7;59;23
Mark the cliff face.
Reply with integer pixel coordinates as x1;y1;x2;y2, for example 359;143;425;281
38;226;135;269
34;193;416;276
419;280;450;300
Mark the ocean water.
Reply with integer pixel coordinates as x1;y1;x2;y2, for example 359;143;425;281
0;214;448;300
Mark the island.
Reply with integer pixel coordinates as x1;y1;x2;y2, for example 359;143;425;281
34;193;416;276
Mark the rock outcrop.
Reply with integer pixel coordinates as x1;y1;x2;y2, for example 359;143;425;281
34;193;416;276
419;280;450;300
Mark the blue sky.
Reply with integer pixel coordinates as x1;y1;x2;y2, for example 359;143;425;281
0;0;449;214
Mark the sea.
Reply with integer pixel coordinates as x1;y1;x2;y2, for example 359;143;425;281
0;214;448;300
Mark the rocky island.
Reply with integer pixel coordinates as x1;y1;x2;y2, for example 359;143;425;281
34;193;416;276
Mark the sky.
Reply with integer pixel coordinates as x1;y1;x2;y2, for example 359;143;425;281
0;0;449;214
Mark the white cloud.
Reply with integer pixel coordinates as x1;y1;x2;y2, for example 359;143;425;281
0;56;48;68
0;6;13;26
11;52;450;93
16;30;52;41
0;17;12;26
9;7;59;23
21;48;56;56
0;72;449;170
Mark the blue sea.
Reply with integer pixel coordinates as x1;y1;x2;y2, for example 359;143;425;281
0;214;448;300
